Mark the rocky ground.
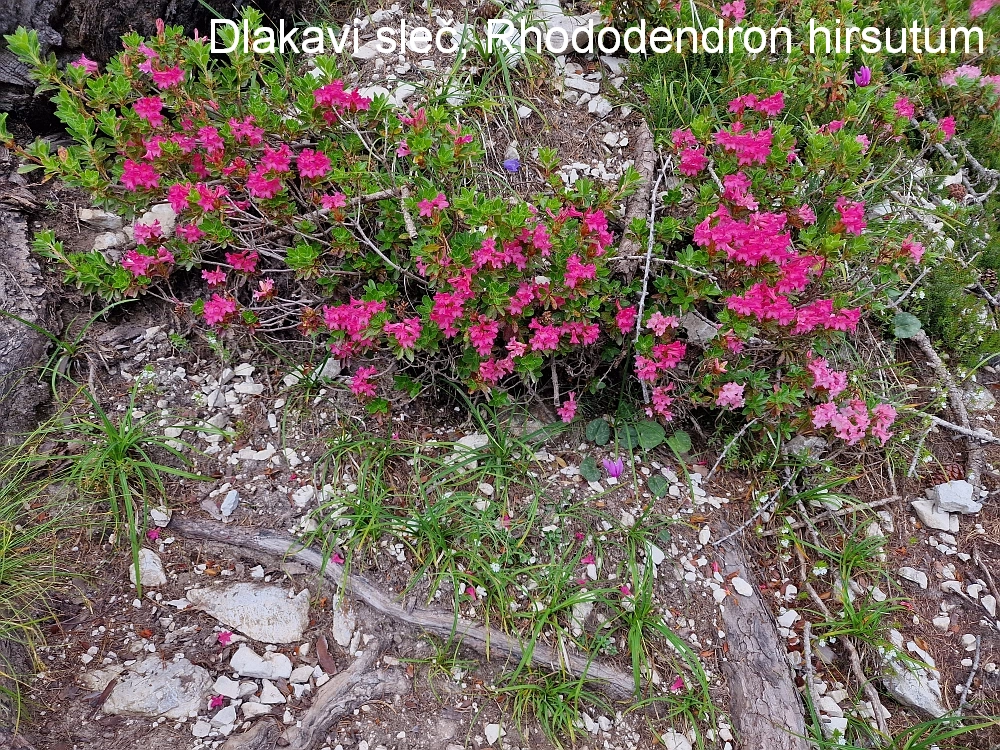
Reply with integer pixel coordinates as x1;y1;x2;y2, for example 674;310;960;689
2;1;1000;748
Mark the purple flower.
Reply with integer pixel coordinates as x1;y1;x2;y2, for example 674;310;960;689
602;457;624;478
502;158;520;173
854;66;872;87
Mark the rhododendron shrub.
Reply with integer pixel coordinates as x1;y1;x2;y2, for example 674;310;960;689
9;14;638;407
631;87;937;448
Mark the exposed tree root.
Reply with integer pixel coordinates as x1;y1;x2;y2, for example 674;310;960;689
284;645;409;750
718;527;810;750
167;517;639;700
912;331;985;489
172;517;824;746
613;120;655;280
220;645;408;750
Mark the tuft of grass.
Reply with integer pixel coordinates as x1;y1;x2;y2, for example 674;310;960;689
493;669;612;749
22;380;209;594
0;437;75;725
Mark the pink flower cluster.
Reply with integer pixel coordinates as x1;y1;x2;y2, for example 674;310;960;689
806;354;847;397
728;92;784;117
123;247;173;277
322;299;388;356
811;400;896;445
350;366;378;398
715;123;774;166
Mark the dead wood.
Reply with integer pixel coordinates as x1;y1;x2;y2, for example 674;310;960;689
167;516;640;700
912;331;985;489
219;645;409;750
282;644;409;750
613;120;655;280
718;530;810;750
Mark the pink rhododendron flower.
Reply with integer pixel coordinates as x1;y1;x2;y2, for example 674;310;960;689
938;116;956;141
418;193;449;217
564;254;597;288
134;96;165;127
650;384;675;420
71;54;99;74
902;235;925;263
678;147;708;176
209;695;224;710
202;268;226;287
806;355;847;397
715;124;773;166
615;304;637;334
322;192;348;210
152;65;185;87
167;182;192;212
941;65;982;86
716;382;745;408
669;676;685;693
226;251;258;273
971;0;1000;16
834;196;866;235
247;169;282;198
561;322;600;345
147;527;160;540
176;223;204;243
468;318;500;356
478;357;516;385
297;148;331;178
894;96;915;119
217;630;233;646
384;317;422;348
197;126;225;154
528;319;561;352
330;552;345;565
508;283;534;315
797;205;817;225
133;220;162;245
635;356;659;382
351;366;378;398
396;140;410;157
719;0;746;21
672;128;698;149
203;294;237;326
196;183;229;211
253;278;276;301
121;159;159;191
871;403;897;445
122;249;155;277
260;144;292;173
723;172;758;210
646;312;679;335
228;116;264;145
557;392;578;423
812;399;871;445
430;292;465;337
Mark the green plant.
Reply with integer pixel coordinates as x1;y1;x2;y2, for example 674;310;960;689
24;380;209;594
0;444;74;724
493;669;612;749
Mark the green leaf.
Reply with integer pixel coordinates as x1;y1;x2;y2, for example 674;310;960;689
666;430;691;454
893;311;922;339
580;455;601;483
637;420;665;450
617;425;639;450
648;475;669;497
585;418;611;446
